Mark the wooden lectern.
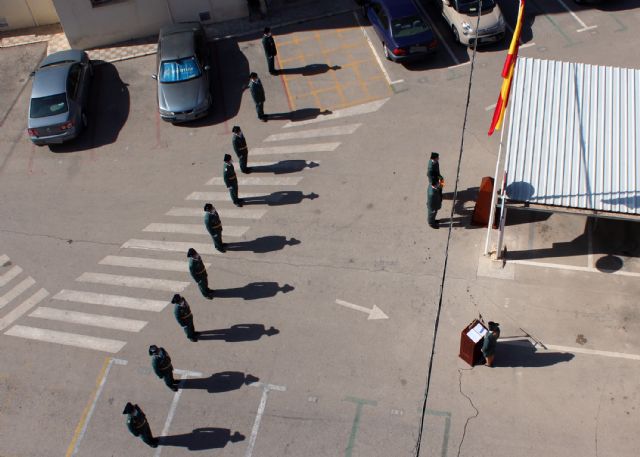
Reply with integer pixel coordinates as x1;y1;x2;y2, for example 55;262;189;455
459;319;488;366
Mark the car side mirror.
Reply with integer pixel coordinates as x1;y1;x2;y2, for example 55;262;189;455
151;74;157;80
204;65;210;71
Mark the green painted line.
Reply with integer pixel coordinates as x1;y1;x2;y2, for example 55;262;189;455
425;408;451;418
610;14;627;32
343;396;377;457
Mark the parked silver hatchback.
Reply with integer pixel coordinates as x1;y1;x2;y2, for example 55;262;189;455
153;23;211;123
27;49;93;146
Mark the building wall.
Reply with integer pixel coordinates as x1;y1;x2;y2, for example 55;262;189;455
0;0;59;30
53;0;249;49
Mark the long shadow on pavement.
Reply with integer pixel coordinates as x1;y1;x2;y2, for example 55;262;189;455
214;281;294;299
243;191;318;206
198;324;280;342
496;340;574;368
251;160;319;174
159;428;245;450
180;371;259;393
225;237;300;253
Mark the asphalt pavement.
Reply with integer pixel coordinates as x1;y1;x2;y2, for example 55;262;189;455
0;2;639;456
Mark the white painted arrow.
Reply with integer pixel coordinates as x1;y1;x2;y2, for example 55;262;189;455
335;299;389;320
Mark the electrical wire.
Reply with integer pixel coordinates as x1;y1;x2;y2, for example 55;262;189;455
413;1;483;455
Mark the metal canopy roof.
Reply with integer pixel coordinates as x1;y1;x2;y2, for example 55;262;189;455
503;57;640;216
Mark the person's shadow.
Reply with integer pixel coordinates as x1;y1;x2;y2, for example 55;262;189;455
225;237;300;253
198;324;280;342
496;340;575;367
180;371;259;393
251;160;319;174
243;191;318;206
214;281;294;299
278;64;341;76
267;108;332;122
158;428;244;450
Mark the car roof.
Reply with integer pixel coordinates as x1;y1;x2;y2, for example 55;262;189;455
376;0;421;17
39;49;84;68
32;61;72;98
159;23;202;61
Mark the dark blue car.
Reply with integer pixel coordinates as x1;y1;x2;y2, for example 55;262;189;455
366;0;438;62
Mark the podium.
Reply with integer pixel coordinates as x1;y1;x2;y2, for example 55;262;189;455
459;319;488;366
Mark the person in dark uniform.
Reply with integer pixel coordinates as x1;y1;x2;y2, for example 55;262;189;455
262;27;278;75
187;248;214;298
427;152;444;228
172;293;198;341
123;402;158;448
224;154;243;207
249;72;267;121
204;203;225;252
232;126;251;173
149;345;178;391
482;321;501;367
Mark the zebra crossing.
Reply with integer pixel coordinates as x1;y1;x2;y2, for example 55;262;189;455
1;98;389;353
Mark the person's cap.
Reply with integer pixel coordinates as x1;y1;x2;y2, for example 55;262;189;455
123;402;134;414
264;27;271;34
430;152;439;159
249;72;258;79
232;126;241;133
171;294;182;304
148;345;158;355
224;154;232;162
187;248;197;257
204;203;212;211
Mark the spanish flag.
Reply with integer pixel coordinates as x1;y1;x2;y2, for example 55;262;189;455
488;0;526;136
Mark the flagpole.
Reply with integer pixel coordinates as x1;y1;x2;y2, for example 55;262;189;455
483;123;506;256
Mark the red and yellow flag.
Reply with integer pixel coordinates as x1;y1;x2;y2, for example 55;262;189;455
488;0;526;136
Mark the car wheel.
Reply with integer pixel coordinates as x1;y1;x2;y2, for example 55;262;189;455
452;26;460;43
383;43;391;60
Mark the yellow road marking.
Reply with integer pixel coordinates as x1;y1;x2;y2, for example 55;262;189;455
65;357;110;457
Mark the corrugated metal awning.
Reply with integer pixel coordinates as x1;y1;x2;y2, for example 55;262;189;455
504;57;640;215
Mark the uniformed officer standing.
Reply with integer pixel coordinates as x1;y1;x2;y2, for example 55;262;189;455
427;152;444;228
172;293;198;341
187;248;214;298
123;402;158;448
149;345;178;391
204;202;225;252
249;72;267;121
224;154;243;207
232;126;251;173
262;27;278;75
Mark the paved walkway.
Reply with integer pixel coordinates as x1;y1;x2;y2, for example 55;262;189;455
0;0;354;63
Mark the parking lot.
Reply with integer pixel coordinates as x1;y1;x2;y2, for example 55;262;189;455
1;1;640;456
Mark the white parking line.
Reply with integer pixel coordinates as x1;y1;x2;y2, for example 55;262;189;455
166;207;267;219
5;325;127;353
448;61;470;69
519;41;536;49
54;289;168;312
186;191;285;202
30;306;147;332
503;340;640;361
509;259;640;277
245;382;287;457
0;288;49;331
143;223;249;237
122;239;221;256
553;0;597;31
252;143;340;155
0;265;23;287
76;272;190;292
485;103;497;111
0;276;36;309
283;99;389;128
99;255;210;272
265;124;361;142
354;12;404;86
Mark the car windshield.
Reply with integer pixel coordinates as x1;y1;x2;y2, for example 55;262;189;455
159;57;201;83
29;93;68;118
392;15;431;38
455;0;496;15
